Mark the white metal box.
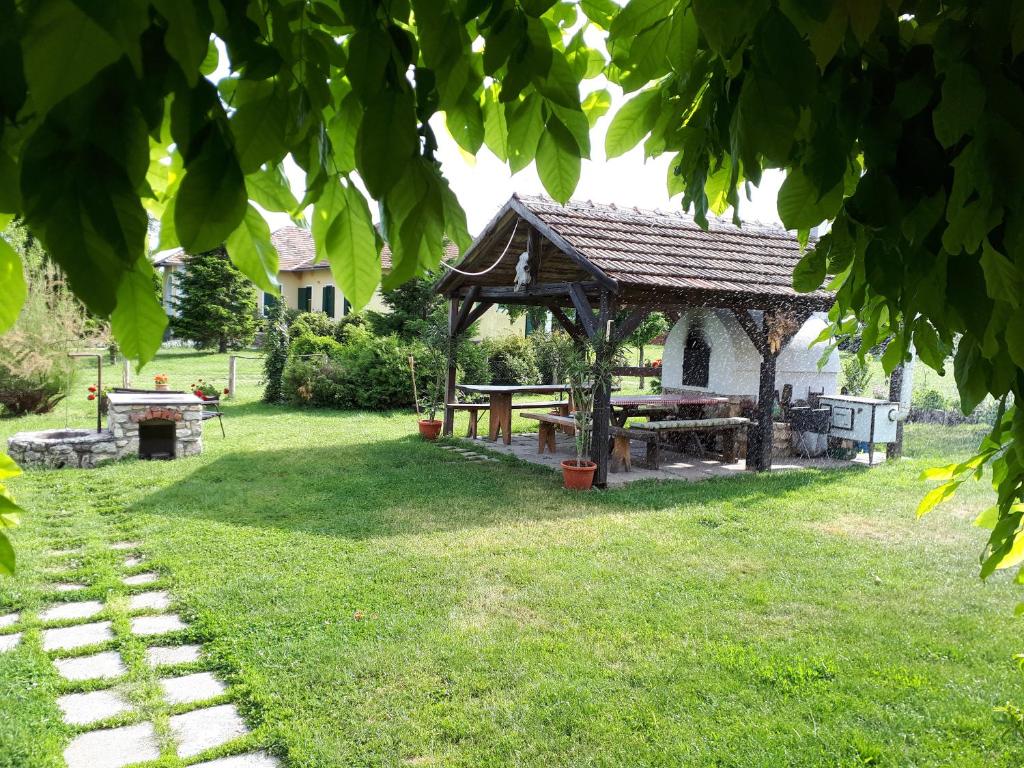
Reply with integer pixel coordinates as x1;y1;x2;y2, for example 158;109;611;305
819;395;900;444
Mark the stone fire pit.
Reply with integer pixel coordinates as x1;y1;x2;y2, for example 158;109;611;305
7;392;205;470
7;428;118;469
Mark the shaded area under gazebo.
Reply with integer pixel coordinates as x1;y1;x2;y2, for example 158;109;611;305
435;195;833;488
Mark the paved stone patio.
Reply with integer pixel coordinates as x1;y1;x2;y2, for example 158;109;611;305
462;431;883;486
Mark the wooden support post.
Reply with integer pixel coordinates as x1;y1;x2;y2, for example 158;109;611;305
748;350;777;472
228;355;237;397
590;290;615;488
887;364;904;459
443;298;459;436
121;357;131;388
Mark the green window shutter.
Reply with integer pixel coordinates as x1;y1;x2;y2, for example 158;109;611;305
322;285;335;318
342;298;351;317
298;286;312;312
263;291;278;317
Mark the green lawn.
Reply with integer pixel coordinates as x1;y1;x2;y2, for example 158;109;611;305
1;350;1022;767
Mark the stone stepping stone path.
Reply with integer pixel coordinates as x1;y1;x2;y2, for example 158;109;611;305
160;671;227;705
39;599;104;623
52;582;87;593
110;541;142;551
55;651;127;681
192;752;281;768
18;540;282;767
64;722;160;768
438;444;500;462
122;571;160;586
170;703;249;758
42;620;114;651
0;632;21;653
146;643;201;667
128;590;170;612
58;689;133;725
130;613;187;636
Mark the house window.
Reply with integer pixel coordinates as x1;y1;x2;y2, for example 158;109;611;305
262;292;278;317
322;285;336;318
297;286;312;312
682;327;711;388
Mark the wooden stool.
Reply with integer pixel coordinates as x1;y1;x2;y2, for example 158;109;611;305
537;422;557;454
610;435;632;473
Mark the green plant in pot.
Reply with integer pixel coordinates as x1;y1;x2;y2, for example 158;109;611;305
562;347;600;489
412;321;450;440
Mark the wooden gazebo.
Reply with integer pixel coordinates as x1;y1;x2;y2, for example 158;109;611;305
435;195;833;487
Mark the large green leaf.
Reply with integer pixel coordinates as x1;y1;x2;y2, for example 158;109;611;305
225;205;279;293
445;95;485;154
536;117;581;202
933;63;985;148
152;0;211;86
581;89;612;127
323;184;380;310
174;130;248;254
980;240;1024;308
604;90;659;159
506;94;545;173
0;531;13;576
482;86;510;162
777;169;842;230
110;257;169;367
0;236;26;333
327;93;361;173
356;90;419;198
22;0;121;112
230;92;289;174
0;453;22;481
245;166;300;216
692;0;769;57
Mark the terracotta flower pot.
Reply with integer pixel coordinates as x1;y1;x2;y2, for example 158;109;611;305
561;459;596;490
155;383;169;391
418;419;443;440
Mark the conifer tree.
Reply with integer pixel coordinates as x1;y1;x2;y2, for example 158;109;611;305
171;249;257;353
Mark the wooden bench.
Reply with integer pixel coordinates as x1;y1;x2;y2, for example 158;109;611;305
522;413;751;471
640;417;752;464
521;412;659;473
449;400;571;439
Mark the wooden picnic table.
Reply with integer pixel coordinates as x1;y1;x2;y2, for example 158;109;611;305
457;384;572;444
609;394;728;426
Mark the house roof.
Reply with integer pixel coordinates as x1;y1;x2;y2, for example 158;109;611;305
153;226;459;274
436;194;832;310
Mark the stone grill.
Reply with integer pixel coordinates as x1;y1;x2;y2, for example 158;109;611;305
8;393;204;470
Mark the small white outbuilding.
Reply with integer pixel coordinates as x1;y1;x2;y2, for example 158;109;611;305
660;309;839;401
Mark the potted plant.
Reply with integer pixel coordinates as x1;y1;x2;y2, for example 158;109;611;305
561;348;600;490
154;373;169;391
190;379;223;401
411;320;449;440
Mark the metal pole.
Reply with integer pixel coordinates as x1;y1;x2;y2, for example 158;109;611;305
122;357;131;388
228;355;237;397
69;353;103;432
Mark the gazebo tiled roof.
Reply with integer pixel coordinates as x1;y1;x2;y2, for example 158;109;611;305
436;194;832;310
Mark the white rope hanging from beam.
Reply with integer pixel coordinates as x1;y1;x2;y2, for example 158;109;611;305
439;218;520;277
